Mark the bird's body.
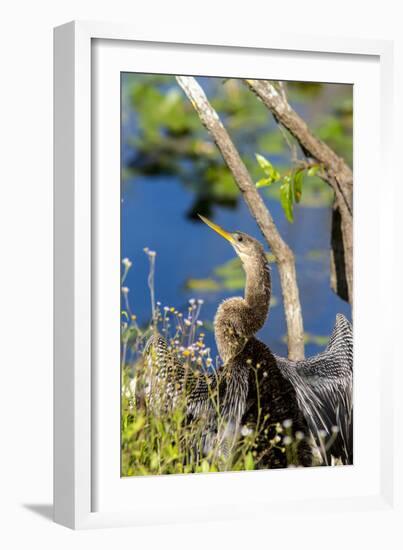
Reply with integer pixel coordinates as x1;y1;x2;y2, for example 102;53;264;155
211;232;312;467
142;215;353;467
223;336;313;467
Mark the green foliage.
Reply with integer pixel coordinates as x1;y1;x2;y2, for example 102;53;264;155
122;362;263;476
120;252;313;476
307;165;319;177
255;153;281;187
280;175;294;223
121;250;343;476
130;78;200;142
254;153;325;222
294;169;303;203
122;357;310;476
121;304;264;475
123;75;352;217
315;95;353;164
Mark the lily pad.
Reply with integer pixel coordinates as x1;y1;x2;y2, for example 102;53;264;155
186;254;276;293
186;278;221;291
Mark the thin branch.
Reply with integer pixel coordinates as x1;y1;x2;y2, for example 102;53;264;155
278;81;288;103
245;79;353;305
278;124;299;164
176;76;305;361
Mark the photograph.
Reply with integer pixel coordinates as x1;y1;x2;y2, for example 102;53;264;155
120;73;353;476
2;2;395;542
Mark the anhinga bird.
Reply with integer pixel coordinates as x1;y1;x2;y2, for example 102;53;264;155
144;216;353;467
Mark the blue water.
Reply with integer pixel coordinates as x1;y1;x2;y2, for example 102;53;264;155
121;75;352;359
121;175;351;359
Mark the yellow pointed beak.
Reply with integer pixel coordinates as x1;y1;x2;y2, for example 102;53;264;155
198;214;235;243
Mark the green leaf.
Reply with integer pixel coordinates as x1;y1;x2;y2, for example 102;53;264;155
255;153;274;176
244;452;255;471
255;154;281;190
307;165;319;177
256;177;273;188
131;416;146;434
294;170;303;203
201;460;210;473
150;452;159;470
271;167;281;181
280;178;294;223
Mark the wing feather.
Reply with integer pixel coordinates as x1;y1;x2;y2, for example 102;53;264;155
276;314;353;464
143;333;213;417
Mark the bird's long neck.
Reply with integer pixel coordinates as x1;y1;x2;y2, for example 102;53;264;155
214;251;271;364
243;253;271;329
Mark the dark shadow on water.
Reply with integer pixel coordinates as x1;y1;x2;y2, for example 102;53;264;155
23;503;53;522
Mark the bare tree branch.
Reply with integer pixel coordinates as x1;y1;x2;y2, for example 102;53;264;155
176;76;305;361
245;79;353;306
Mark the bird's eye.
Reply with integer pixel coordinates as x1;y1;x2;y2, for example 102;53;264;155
237;234;243;242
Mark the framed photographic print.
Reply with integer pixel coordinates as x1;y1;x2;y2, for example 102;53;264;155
54;21;398;529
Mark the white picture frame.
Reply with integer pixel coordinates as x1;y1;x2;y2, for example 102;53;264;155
54;20;398;530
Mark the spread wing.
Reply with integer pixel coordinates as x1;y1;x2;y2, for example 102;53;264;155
275;314;353;464
143;333;214;420
143;334;250;461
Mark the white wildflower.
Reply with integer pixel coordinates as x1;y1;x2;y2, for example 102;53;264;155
283;419;293;429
